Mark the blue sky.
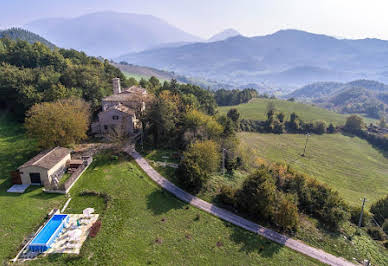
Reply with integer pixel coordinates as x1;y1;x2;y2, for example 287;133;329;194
1;0;387;39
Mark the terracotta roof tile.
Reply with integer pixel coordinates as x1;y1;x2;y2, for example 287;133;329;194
18;147;71;170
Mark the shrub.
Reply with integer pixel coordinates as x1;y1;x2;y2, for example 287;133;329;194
273;192;299;232
367;226;386;241
271;164;349;230
349;206;371;227
370;195;388;225
383;219;388;234
218;185;237;206
176;157;204;194
313;120;327;134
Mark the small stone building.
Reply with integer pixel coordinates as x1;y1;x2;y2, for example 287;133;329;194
91;78;147;136
17;147;71;187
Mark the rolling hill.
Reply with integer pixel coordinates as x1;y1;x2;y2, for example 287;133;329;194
218;98;356;125
240;132;388;207
0;28;55;48
118;29;388;88
25;11;202;58
288;79;388;118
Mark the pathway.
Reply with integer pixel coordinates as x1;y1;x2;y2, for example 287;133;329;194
124;146;356;266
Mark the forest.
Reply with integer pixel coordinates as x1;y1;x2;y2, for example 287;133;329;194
0;38;127;118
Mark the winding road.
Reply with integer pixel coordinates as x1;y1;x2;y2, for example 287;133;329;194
125;146;356;266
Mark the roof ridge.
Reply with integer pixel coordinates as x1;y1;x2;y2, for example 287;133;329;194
32;147;58;166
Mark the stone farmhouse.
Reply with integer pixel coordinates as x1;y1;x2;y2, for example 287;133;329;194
17;147;72;187
91;78;147;136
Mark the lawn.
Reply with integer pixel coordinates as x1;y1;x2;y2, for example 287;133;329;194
239;132;388;207
0;114;65;264
218;98;376;125
29;151;320;265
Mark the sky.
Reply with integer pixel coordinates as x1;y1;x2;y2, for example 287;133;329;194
1;0;388;40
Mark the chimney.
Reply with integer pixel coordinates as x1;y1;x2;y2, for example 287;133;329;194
112;78;121;94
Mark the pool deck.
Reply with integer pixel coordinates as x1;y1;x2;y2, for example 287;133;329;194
17;213;99;261
47;214;99;254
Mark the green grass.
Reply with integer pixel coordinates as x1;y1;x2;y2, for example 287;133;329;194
239;132;388;207
218;98;376;125
143;146;388;265
29;151;320;265
123;71;168;83
0;114;65;264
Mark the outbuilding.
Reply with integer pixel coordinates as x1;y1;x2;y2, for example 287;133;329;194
17;147;71;187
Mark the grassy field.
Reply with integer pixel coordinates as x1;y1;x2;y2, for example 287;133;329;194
123;71;168;83
218;98;376;125
29;151;319;265
0;114;65;264
239;132;388;207
144;148;388;265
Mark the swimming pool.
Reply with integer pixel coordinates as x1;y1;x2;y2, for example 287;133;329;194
29;214;69;252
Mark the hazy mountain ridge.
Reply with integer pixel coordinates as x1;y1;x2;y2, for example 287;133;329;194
208;28;240;42
25;11;202;58
289;79;388;118
0;28;55;48
118;29;388;87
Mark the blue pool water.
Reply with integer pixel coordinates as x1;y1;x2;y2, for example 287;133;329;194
29;214;69;252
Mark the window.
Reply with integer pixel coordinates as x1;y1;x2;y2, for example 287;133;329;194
104;125;108;130
112;115;119;120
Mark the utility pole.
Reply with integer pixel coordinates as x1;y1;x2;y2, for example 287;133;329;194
301;133;310;157
358;197;367;227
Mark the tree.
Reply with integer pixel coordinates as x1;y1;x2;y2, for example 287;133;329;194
236;168;277;221
327;123;336;133
345;115;364;132
277;112;285;123
313;120;327;135
274;193;299;231
145;90;181;147
184;109;223;143
227;108;240;129
266;102;276;119
25;97;90;148
176;140;220;193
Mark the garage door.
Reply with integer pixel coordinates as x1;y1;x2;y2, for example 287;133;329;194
30;173;41;184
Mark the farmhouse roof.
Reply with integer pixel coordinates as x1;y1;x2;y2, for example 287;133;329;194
103;86;146;102
18;147;71;170
105;103;135;115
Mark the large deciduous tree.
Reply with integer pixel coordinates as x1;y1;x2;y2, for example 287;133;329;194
25;97;90;148
345;115;364;132
176;140;220;193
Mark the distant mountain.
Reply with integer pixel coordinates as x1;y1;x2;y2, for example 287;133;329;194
288;79;388;118
113;62;236;90
25;11;202;58
289;79;388;99
0;28;55;48
118;29;388;87
208;29;240;42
